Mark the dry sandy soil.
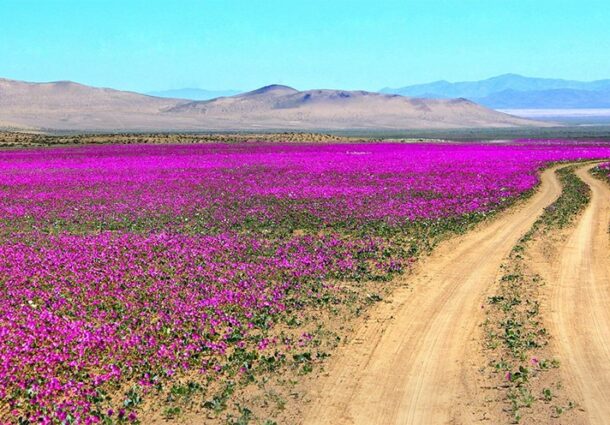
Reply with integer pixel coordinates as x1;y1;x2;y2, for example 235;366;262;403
303;165;610;424
303;167;565;424
530;165;610;425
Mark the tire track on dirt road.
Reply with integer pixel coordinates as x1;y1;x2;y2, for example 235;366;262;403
532;165;610;425
303;166;565;425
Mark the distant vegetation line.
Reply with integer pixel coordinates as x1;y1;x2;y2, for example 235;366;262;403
2;126;610;146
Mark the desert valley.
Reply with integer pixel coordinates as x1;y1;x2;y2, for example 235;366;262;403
2;1;610;424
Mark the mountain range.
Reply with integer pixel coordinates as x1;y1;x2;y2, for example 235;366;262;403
0;78;544;132
381;74;610;109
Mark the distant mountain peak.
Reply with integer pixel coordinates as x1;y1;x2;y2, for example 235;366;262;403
381;74;610;109
245;84;298;96
492;73;525;78
486;73;529;83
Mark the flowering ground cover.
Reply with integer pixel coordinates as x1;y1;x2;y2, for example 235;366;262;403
594;161;610;179
1;141;610;424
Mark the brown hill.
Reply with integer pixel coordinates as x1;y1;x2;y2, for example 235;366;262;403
0;78;189;131
0;78;550;131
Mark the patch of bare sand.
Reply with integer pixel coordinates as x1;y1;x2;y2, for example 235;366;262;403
530;166;610;425
302;167;564;424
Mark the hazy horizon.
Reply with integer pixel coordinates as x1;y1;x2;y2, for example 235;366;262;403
4;72;610;96
3;0;610;93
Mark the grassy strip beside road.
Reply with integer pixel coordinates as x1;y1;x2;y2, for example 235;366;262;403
483;165;591;424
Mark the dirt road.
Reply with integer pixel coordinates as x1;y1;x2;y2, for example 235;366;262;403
532;165;610;425
303;167;564;424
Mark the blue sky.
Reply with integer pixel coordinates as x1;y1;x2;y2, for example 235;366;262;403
2;0;609;92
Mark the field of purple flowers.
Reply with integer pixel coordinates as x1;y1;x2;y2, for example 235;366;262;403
2;141;610;424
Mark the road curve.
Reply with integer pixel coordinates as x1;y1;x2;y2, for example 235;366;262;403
534;165;610;425
303;167;564;425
